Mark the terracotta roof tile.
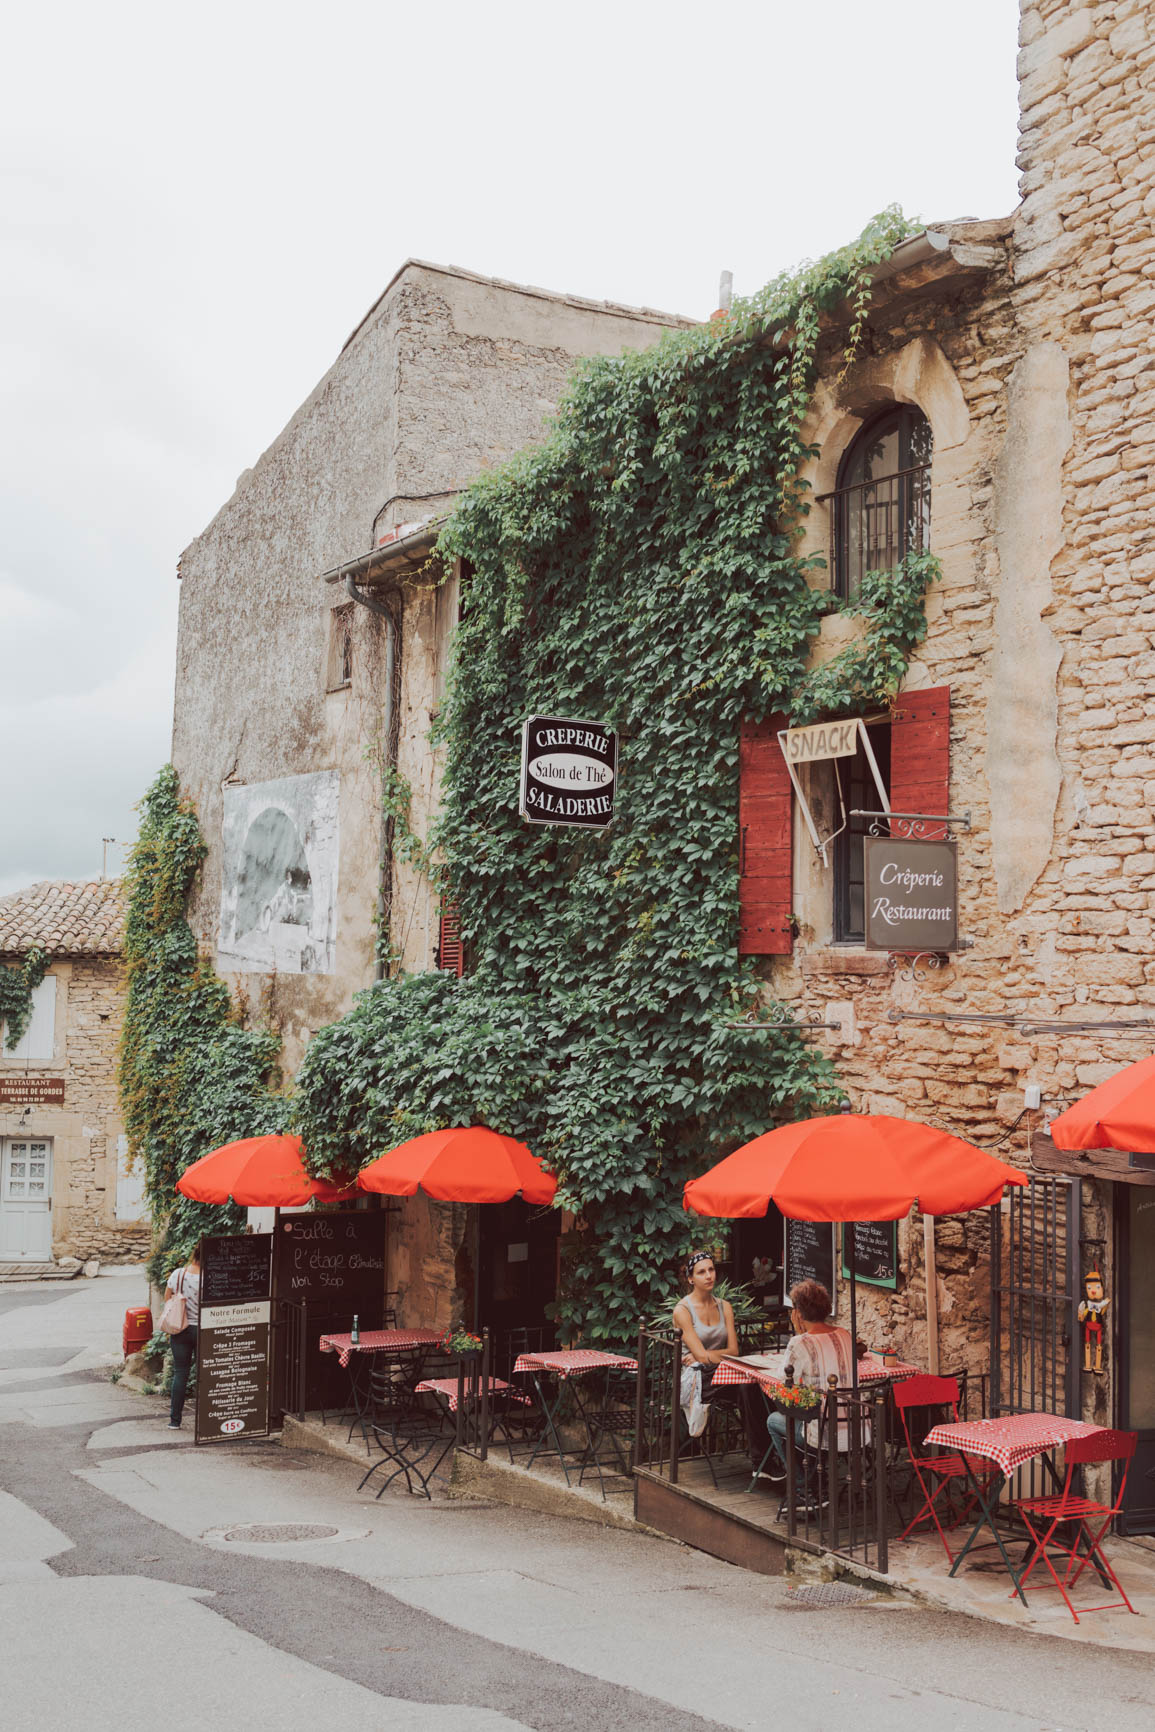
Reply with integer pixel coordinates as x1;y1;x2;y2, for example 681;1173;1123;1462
0;879;126;958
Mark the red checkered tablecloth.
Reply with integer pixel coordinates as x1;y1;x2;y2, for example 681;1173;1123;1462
512;1349;638;1380
922;1412;1107;1476
414;1375;531;1413
319;1328;441;1370
711;1354;918;1398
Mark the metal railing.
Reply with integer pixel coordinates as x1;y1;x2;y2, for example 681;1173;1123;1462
780;1375;891;1572
815;462;931;597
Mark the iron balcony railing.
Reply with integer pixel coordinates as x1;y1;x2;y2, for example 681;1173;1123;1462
815;461;931;597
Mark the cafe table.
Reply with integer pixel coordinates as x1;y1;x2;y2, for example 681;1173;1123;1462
318;1328;442;1446
711;1350;920;1399
921;1410;1108;1602
512;1348;638;1497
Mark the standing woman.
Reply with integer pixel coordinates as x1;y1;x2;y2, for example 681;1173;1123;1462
673;1250;738;1435
164;1243;202;1430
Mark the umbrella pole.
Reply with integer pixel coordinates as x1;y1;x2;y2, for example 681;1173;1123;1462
846;1222;859;1394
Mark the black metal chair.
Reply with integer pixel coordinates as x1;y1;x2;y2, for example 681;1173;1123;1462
356;1350;459;1500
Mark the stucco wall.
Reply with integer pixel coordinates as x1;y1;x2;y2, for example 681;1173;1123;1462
173;263;691;1071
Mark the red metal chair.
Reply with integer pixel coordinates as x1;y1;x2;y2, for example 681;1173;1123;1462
1015;1429;1138;1623
893;1375;998;1563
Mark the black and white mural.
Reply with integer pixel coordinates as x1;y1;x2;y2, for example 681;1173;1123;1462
218;771;339;975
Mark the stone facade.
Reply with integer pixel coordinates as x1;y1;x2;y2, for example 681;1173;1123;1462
762;0;1155;1435
0;883;148;1266
172;264;692;1329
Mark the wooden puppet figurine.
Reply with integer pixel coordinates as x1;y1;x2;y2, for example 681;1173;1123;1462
1078;1268;1110;1373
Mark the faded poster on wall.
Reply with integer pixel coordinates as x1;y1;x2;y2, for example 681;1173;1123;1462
218;771;339;975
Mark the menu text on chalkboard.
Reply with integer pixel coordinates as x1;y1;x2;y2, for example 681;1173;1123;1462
841;1220;898;1290
201;1233;273;1306
274;1212;386;1305
783;1219;836;1312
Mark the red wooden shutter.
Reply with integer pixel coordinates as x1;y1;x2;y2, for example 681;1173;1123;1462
739;713;793;956
438;895;465;977
889;686;950;838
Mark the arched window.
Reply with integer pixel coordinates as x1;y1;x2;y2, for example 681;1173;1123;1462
825;406;932;598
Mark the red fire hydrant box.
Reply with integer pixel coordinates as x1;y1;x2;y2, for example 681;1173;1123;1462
122;1307;154;1356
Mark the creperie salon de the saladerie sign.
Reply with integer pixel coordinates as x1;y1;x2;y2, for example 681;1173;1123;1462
519;715;617;828
864;837;958;954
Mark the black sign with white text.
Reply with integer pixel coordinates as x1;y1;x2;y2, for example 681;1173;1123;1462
864;838;958;954
519;715;617;829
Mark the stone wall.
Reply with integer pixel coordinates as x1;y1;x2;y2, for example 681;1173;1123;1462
0;958;148;1265
760;0;1155;1390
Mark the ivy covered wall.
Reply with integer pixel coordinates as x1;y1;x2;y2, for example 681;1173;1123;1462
291;211;939;1343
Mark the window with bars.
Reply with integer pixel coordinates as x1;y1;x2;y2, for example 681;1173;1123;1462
819;406;932;600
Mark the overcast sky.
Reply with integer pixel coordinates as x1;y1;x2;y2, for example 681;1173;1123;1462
0;0;1021;898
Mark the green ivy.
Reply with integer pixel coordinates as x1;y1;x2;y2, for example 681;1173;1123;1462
294;209;934;1343
118;766;289;1284
0;944;49;1050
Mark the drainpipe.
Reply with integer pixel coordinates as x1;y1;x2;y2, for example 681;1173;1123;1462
345;575;401;980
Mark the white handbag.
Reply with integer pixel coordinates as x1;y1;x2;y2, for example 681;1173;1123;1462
159;1268;187;1335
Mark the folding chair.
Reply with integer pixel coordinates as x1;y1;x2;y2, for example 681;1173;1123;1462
893;1375;998;1563
1016;1429;1138;1623
356;1351;458;1499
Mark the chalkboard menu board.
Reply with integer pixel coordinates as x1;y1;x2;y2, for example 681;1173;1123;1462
783;1219;836;1310
274;1211;386;1304
201;1233;272;1306
841;1219;898;1290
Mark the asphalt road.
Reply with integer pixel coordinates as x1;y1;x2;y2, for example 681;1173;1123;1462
2;1273;1153;1732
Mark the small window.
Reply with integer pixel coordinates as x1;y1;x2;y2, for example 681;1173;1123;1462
833;723;891;944
825;407;932;599
326;604;354;691
0;974;56;1062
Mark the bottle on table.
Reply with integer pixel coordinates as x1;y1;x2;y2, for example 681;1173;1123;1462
350;1313;360;1345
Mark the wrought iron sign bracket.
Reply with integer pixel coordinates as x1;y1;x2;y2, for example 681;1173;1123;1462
887;951;951;984
726;1007;843;1036
851;809;971;840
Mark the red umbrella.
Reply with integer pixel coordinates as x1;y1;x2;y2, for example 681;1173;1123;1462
176;1134;358;1207
357;1127;557;1205
684;1114;1027;1387
684;1114;1026;1222
1049;1054;1155;1152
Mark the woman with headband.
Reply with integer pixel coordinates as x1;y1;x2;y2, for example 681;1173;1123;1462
673;1249;739;1437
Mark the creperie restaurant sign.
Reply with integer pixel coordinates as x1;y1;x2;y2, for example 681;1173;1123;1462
520;715;618;828
864;838;958;954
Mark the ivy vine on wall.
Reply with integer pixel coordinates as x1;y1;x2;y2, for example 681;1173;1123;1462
118;766;288;1283
293;209;938;1344
0;944;49;1050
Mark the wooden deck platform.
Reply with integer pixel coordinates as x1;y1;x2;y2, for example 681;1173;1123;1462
634;1455;793;1576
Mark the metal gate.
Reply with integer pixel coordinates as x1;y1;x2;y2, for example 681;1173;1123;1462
989;1176;1081;1421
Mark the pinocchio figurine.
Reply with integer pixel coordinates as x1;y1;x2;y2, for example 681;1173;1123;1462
1078;1268;1109;1373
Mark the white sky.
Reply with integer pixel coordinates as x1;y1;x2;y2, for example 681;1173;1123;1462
0;0;1022;897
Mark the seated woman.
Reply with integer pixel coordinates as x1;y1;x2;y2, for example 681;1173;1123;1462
764;1277;856;1509
673;1250;739;1436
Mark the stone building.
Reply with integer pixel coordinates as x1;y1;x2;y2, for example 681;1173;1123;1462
736;0;1155;1533
172;262;693;1322
0;880;149;1267
169;0;1155;1533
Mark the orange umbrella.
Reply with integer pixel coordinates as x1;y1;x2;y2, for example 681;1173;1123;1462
1049;1054;1155;1152
357;1127;557;1205
684;1114;1026;1222
176;1134;359;1207
684;1113;1027;1388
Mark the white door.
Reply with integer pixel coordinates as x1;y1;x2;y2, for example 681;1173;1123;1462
0;1138;54;1261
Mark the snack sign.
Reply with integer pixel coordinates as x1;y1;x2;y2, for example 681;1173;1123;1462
519;715;618;829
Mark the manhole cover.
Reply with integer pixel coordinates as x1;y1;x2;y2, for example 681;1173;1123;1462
221;1523;340;1544
787;1581;877;1608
